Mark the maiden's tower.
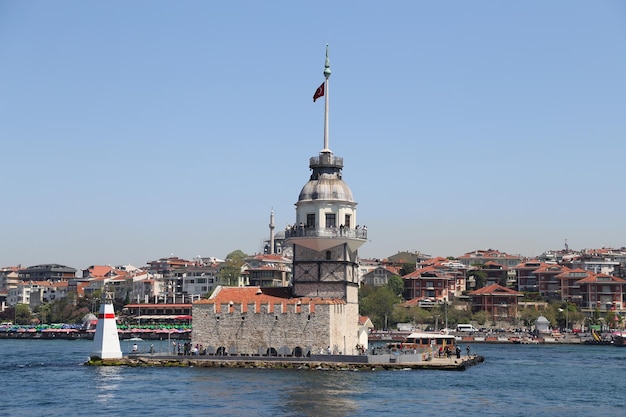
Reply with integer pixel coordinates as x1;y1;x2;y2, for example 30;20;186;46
192;46;368;356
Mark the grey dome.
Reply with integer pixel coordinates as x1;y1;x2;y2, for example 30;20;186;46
298;173;354;202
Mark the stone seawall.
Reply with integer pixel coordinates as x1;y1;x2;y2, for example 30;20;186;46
86;354;484;371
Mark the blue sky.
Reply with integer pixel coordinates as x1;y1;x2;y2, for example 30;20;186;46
1;1;625;269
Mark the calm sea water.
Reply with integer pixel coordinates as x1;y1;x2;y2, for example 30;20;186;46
0;338;625;417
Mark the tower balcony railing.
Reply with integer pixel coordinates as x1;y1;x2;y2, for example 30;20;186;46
310;155;343;168
285;226;367;240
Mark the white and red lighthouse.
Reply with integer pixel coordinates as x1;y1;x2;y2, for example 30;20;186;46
91;291;122;359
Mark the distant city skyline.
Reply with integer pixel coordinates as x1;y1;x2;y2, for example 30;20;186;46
2;2;625;269
5;238;623;271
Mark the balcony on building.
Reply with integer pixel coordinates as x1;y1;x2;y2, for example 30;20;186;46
284;226;367;240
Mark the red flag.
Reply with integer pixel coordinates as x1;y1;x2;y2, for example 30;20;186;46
313;82;324;102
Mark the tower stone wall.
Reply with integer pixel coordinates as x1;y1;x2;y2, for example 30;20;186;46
192;287;360;355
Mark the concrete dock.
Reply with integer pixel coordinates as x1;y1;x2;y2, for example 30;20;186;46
86;353;484;371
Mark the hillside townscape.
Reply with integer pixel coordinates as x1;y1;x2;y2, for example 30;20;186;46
2;244;625;334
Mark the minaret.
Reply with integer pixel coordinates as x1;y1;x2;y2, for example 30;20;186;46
286;45;367;303
269;209;275;255
90;290;122;360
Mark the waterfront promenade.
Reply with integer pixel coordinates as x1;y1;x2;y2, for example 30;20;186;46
0;324;191;340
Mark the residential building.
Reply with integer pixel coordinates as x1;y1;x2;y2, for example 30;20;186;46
402;266;455;303
242;253;291;288
357;258;383;284
576;273;626;312
7;280;68;309
361;265;400;287
144;256;224;303
515;260;542;293
146;256;192;303
556;268;594;306
533;264;569;301
468;283;523;322
0;266;20;292
18;264;76;282
182;263;220;298
385;251;431;268
479;261;509;287
458;249;523;269
418;257;468;297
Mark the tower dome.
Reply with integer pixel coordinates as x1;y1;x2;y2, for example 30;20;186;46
298;152;354;203
298;175;354;202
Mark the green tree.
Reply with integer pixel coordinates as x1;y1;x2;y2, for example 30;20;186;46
46;296;90;324
406;306;434;329
519;307;541;329
0;307;15;323
360;286;401;330
398;263;415;276
218;250;248;286
471;310;488;326
14;304;32;325
386;275;404;297
468;268;487;289
605;310;621;330
542;306;558;329
443;302;472;328
591;308;601;325
36;303;52;325
555;302;578;330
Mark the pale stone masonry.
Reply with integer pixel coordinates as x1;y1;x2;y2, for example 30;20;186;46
192;286;359;356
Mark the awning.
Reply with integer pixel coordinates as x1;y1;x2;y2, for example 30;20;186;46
135;315;183;320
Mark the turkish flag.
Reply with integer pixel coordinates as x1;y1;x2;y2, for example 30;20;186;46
313;82;324;102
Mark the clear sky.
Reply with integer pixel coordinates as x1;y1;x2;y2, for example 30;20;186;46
1;1;625;269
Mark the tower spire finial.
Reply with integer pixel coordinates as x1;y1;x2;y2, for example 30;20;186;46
324;44;331;79
322;44;331;153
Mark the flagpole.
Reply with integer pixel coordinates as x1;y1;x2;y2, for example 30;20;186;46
323;44;331;152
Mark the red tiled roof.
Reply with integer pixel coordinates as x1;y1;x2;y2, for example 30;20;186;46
402;297;422;307
194;286;345;313
402;266;437;278
0;266;21;271
251;254;285;261
483;261;503;267
532;264;568;274
468;283;522;296
555;268;592;278
576;273;626;284
86;265;114;277
124;303;192;308
514;260;543;269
